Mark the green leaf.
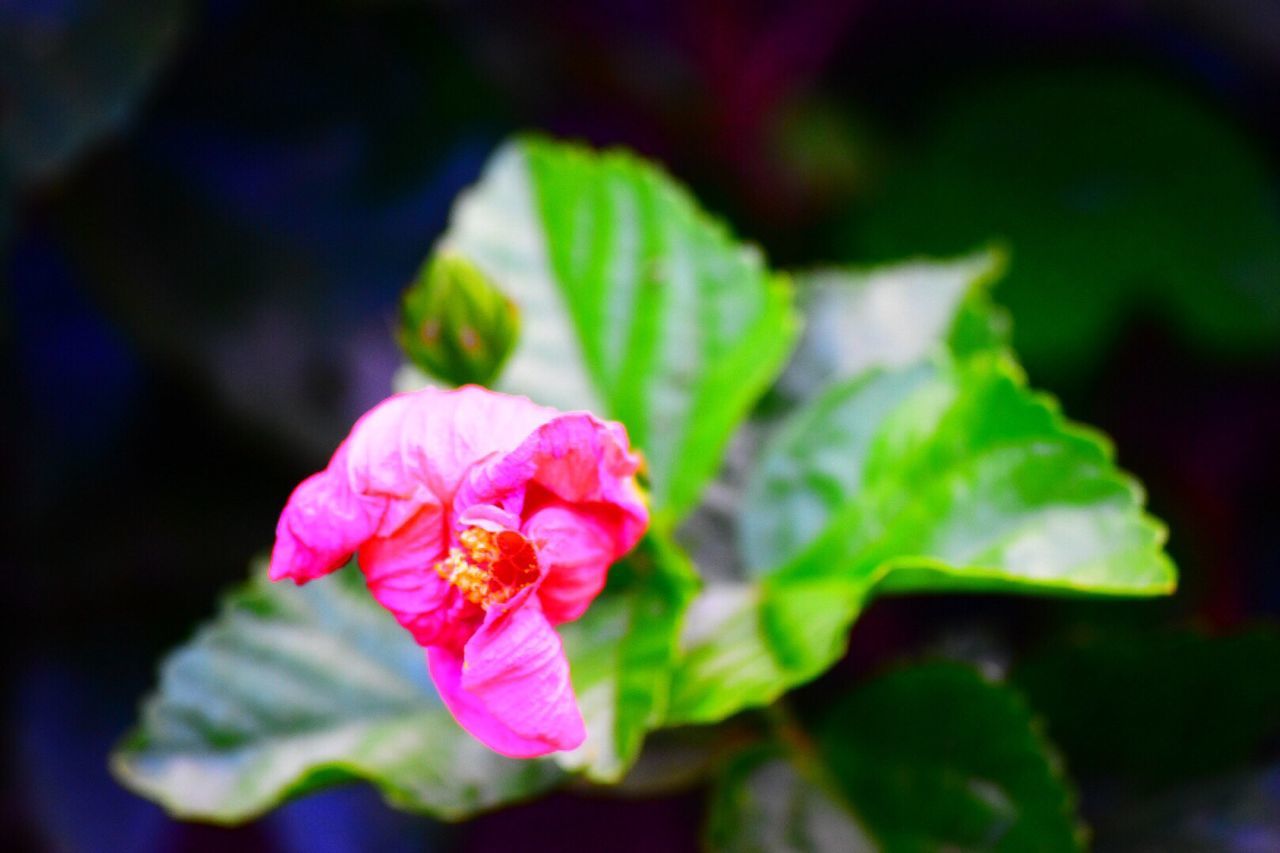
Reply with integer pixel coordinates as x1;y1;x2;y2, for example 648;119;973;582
668;578;871;725
857;69;1280;375
112;563;562;823
779;248;1009;403
1013;627;1280;786
756;354;1174;595
555;532;697;782
821;662;1083;851
428;137;800;521
707;663;1082;852
668;257;1173;725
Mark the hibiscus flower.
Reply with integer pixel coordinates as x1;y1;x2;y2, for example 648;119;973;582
268;386;649;757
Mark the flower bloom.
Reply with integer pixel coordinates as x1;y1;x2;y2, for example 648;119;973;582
268;386;648;757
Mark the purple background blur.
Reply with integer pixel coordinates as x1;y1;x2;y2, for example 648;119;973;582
3;1;1278;850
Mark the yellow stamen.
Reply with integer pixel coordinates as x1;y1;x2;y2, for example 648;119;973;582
435;526;539;608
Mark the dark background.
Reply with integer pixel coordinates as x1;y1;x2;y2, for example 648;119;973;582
3;1;1278;850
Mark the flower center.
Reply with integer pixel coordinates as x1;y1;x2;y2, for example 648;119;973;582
435;526;540;609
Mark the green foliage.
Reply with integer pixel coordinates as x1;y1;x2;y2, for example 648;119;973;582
116;139;1179;831
707;663;1083;852
111;563;563;823
397;250;520;386
556;533;697;782
754;354;1173;595
858;69;1280;375
820;663;1083;851
667;254;1173;725
777;249;1009;403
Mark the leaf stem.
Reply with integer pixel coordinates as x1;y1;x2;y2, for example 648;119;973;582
762;699;876;835
763;701;836;797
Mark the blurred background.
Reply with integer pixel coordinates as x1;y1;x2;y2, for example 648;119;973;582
2;1;1278;850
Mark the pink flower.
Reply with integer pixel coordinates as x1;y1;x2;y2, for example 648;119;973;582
268;386;649;757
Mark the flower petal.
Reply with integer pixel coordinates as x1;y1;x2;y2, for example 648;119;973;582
269;385;650;759
427;598;584;758
269;443;387;584
457;413;648;548
269;386;555;585
359;504;481;651
524;503;621;624
343;386;555;506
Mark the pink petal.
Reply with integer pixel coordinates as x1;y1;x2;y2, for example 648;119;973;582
524;503;620;624
268;385;651;758
269;443;386;584
457;413;648;547
358;504;482;651
343;386;555;505
269;386;555;585
457;414;649;624
458;503;522;533
427;598;585;758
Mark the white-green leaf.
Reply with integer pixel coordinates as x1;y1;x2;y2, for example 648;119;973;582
668;257;1174;725
775;259;1172;600
668;578;870;725
112;563;562;823
435;141;601;413
780;248;1008;402
754;354;1173;595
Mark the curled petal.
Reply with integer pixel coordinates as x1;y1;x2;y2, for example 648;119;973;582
342;386;555;505
427;598;584;757
459;503;522;533
269;444;386;584
457;413;648;551
359;505;481;651
269;386;555;584
525;504;620;624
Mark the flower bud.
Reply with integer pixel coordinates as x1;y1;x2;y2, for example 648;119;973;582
397;251;520;386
